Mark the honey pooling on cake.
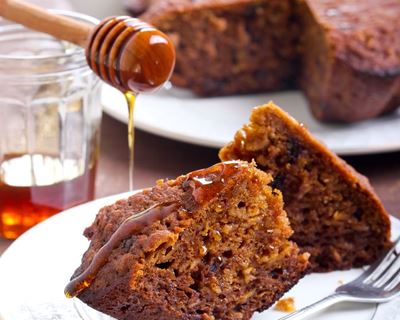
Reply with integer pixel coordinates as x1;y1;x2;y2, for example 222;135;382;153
184;161;249;204
65;203;178;298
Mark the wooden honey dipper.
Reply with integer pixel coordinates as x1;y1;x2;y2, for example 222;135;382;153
0;0;176;93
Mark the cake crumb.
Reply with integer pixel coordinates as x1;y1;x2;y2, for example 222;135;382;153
338;279;344;285
275;297;296;312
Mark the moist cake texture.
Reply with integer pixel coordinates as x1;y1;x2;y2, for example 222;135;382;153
66;161;309;320
141;0;299;96
220;103;392;271
131;0;400;122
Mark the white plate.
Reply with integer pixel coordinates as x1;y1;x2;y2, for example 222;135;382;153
0;192;399;320
102;84;400;156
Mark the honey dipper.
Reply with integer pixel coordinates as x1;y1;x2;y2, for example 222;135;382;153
0;0;176;93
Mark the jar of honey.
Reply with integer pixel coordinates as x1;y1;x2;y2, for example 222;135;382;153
0;11;101;239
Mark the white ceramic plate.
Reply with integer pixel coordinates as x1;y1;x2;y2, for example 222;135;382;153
0;192;399;320
102;84;400;156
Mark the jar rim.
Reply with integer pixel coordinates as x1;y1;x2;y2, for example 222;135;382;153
0;9;99;62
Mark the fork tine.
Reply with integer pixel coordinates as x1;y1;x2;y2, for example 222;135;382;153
364;254;396;284
372;250;400;287
383;260;400;291
362;236;400;284
389;277;400;295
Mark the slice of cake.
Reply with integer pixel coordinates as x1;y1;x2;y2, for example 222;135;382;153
133;0;400;122
220;103;392;271
65;161;309;320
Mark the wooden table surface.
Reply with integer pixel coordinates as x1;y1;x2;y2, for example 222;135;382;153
0;0;400;255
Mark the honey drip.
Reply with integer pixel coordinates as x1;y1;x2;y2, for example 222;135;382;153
185;161;248;204
125;92;136;191
64;202;178;298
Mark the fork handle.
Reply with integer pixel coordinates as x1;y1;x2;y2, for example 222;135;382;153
279;293;346;320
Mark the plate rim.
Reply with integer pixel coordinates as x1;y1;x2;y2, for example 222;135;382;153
101;84;400;156
102;99;225;149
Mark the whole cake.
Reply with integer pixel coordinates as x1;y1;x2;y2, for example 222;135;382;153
128;0;400;122
219;102;392;271
66;161;309;320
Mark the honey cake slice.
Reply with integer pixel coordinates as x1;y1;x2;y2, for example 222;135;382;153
220;103;391;271
65;161;309;320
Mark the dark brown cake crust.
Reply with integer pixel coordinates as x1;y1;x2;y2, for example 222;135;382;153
132;0;400;122
219;103;392;272
299;0;400;122
68;162;309;320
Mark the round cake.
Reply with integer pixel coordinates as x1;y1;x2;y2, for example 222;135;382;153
126;0;400;122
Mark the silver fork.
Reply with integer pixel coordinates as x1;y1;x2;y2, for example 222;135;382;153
280;236;400;320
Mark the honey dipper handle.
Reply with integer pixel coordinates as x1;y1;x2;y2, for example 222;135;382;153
0;0;92;47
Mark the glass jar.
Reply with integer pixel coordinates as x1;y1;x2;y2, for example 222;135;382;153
0;11;102;239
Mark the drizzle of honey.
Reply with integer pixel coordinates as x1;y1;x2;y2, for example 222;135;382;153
64;202;178;298
124;92;136;191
